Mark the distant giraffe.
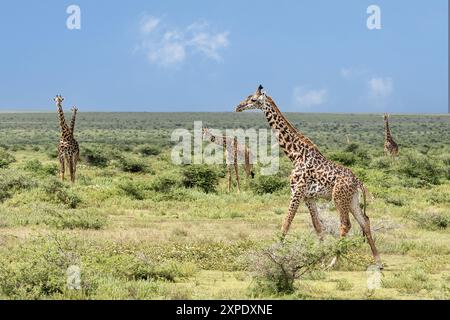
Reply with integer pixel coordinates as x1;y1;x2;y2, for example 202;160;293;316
69;106;78;134
383;113;399;159
202;127;254;193
54;95;80;183
346;134;351;145
235;85;382;268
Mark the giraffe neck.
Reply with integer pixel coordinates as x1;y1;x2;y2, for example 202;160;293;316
57;103;71;140
384;118;392;140
261;97;322;164
70;109;77;134
205;132;230;148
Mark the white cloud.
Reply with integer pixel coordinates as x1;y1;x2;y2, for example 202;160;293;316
137;16;229;67
140;16;160;34
293;87;327;109
368;77;393;98
340;66;369;79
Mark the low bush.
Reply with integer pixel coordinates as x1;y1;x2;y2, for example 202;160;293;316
247;234;361;295
118;157;151;173
82;147;110;167
248;234;357;295
22;159;58;176
395;152;445;186
412;211;449;230
328;151;357;166
151;173;181;193
0;149;15;168
41;179;81;208
117;179;146;200
136;144;162;157
0;236;96;299
182;165;219;193
49;209;108;230
0;169;35;202
251;175;287;195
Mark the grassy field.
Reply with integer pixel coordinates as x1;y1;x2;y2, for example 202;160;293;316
0;112;449;300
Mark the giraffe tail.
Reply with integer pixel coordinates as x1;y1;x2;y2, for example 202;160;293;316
358;182;373;218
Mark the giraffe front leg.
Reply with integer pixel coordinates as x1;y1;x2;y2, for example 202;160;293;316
227;164;232;193
59;154;65;181
281;186;305;236
305;199;324;240
234;161;241;193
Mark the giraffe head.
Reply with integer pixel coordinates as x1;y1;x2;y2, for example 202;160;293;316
383;113;389;121
54;95;64;106
235;85;267;112
202;127;210;138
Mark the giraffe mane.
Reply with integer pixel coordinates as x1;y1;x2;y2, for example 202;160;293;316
265;96;322;154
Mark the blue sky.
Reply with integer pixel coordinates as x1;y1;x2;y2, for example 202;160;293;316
0;0;447;113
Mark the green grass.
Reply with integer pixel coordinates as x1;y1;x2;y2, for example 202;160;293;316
0;112;448;300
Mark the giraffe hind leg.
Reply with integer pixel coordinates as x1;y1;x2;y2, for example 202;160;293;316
328;183;354;268
68;156;75;183
349;193;382;268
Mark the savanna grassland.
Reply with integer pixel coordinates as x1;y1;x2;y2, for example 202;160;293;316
0;112;449;300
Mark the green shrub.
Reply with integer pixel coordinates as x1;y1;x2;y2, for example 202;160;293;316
335;279;353;291
117;180;146;200
329;151;357;166
151;173;180;193
344;143;360;153
22;159;58;176
49;209;108;230
0;149;15;168
182;165;219;193
82;148;109;167
395;152;445;185
412;211;449;230
0;169;35;202
136;144;162;157
382;268;433;294
370;156;392;170
119;157;150;173
0;236;96;299
251;175;287;195
247;234;360;295
42;179;81;208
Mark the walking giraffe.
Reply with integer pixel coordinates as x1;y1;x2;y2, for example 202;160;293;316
235;85;382;268
383;113;399;159
54;95;80;183
202;127;254;193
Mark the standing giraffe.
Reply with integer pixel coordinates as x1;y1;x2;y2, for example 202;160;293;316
235;85;382;268
346;134;351;145
202;127;254;193
54;95;80;183
383;113;399;159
